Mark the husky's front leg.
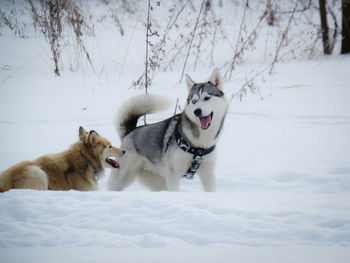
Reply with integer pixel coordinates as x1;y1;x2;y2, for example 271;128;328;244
165;173;180;191
198;170;216;192
198;155;217;192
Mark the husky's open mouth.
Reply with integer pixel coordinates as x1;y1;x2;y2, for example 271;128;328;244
106;157;120;169
199;112;213;130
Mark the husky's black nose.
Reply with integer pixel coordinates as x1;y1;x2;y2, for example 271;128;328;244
194;108;202;117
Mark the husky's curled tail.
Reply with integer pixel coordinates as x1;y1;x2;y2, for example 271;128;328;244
116;94;171;139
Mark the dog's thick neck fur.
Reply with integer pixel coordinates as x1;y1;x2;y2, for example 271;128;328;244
73;141;103;174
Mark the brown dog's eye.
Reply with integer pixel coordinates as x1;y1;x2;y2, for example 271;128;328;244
109;145;112;149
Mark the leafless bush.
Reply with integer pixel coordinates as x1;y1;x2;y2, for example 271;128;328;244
0;5;29;38
126;0;342;102
5;0;95;76
132;0;229;89
222;0;341;102
221;0;268;80
0;0;136;76
99;0;140;36
1;0;343;99
132;1;188;89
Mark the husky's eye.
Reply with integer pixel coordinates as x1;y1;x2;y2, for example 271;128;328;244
204;96;211;101
192;99;198;104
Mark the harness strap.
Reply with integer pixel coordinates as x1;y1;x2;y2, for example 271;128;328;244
174;129;215;179
79;151;99;181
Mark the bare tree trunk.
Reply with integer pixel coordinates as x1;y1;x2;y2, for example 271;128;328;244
341;0;350;54
144;0;151;124
319;0;331;54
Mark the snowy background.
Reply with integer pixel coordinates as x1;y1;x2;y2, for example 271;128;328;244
1;0;350;262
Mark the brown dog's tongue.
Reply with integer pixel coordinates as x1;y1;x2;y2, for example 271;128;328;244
106;158;120;169
200;114;212;129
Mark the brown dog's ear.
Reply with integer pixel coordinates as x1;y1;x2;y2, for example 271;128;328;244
79;127;88;143
185;74;195;91
208;68;222;91
89;130;98;144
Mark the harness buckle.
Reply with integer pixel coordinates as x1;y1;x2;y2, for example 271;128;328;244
196;148;205;157
177;137;190;152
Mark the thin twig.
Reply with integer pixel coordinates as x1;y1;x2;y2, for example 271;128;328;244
229;63;272;102
179;0;205;83
144;0;152;124
222;2;266;80
145;0;151;95
117;20;138;86
269;0;301;74
229;0;248;79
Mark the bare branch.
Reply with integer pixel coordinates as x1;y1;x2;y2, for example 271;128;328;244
269;0;301;74
179;0;206;83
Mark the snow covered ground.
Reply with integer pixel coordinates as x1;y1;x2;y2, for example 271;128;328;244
1;55;349;262
1;1;350;262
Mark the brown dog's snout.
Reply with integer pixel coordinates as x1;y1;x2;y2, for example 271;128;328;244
112;146;125;157
117;148;125;157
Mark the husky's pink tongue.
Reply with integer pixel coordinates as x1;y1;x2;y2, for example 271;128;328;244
200;114;212;130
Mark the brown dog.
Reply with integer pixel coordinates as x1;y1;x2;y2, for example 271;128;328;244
0;127;124;192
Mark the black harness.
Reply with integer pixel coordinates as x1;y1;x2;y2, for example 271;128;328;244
174;129;215;179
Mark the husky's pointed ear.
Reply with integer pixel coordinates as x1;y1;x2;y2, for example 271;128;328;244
209;68;222;91
185;74;195;91
89;130;98;144
79;126;88;143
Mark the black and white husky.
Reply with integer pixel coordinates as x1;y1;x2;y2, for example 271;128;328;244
107;69;228;191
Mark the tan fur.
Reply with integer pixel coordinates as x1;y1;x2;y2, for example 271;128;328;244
0;127;124;192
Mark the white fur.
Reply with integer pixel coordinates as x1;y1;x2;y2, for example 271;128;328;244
208;68;222;91
108;70;227;192
22;166;48;190
184;90;228;148
115;94;172;138
185;74;195;90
